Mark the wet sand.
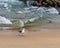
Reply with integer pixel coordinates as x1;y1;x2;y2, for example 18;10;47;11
0;23;60;48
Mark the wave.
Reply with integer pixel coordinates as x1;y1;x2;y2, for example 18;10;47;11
0;0;60;27
0;16;12;24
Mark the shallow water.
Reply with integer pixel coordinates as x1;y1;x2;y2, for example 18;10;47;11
0;1;60;27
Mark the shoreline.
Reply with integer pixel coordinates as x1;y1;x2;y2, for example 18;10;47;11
0;23;60;48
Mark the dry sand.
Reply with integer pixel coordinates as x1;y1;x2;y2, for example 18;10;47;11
0;23;60;48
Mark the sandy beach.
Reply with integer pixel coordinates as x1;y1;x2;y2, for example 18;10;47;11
0;23;60;48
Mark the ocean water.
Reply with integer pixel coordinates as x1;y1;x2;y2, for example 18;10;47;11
0;0;60;27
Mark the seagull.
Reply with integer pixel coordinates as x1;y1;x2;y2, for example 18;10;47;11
18;28;25;36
